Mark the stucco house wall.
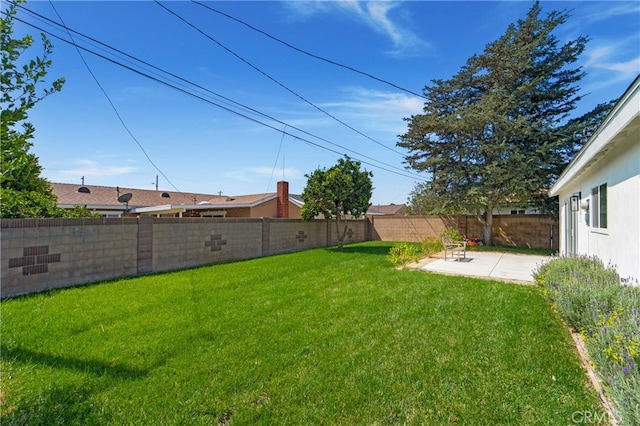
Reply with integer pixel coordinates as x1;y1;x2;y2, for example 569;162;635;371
550;75;640;282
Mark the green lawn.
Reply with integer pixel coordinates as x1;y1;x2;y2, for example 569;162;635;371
1;242;604;425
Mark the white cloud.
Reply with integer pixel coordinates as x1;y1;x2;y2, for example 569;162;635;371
249;166;303;178
361;2;430;57
321;87;423;133
581;3;640;24
55;159;137;179
584;42;640;83
223;166;304;185
222;170;254;183
282;1;431;57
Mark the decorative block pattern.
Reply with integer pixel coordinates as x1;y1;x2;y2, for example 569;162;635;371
205;234;227;251
296;230;308;243
8;245;61;276
346;228;354;239
0;218;367;297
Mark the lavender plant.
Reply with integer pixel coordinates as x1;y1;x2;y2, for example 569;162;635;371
533;256;621;332
534;256;640;425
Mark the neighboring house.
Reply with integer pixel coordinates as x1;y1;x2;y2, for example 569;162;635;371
492;207;540;215
549;74;640;282
368;204;407;216
51;181;302;219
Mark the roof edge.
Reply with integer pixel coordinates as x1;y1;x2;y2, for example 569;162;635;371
549;74;640;196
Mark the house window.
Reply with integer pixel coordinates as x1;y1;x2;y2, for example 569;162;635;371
591;183;607;228
510;209;525;215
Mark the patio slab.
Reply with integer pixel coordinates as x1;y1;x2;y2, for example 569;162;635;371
419;251;551;283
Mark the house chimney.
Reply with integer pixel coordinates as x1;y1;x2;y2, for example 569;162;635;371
277;181;289;218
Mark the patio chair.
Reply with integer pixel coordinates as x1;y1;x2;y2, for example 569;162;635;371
442;236;466;261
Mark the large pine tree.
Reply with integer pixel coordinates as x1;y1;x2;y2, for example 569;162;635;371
398;2;588;245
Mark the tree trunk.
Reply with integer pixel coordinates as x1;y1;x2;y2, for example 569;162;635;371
335;215;347;250
482;208;494;246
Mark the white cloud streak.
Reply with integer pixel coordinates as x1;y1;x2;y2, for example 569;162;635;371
283;1;431;57
584;42;640;83
223;167;303;186
54;159;137;179
321;87;423;133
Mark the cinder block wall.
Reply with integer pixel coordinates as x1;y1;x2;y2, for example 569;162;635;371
1;218;139;296
465;215;558;250
268;219;328;255
1;215;553;298
1;218;368;298
326;219;368;247
368;215;462;242
369;215;558;250
150;217;264;273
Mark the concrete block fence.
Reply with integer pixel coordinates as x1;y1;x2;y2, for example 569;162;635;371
369;214;558;250
1;214;555;297
1;217;368;298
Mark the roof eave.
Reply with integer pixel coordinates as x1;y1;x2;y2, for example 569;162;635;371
58;203;128;211
549;74;640;197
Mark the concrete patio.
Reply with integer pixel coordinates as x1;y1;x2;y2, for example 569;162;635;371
416;251;551;283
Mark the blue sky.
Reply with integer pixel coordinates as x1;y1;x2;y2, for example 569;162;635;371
11;1;640;205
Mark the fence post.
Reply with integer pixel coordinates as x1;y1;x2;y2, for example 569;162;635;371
137;216;153;274
262;218;271;257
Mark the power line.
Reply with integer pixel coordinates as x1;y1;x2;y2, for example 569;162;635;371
18;5;268;122
47;1;188;200
15;13;428;182
17;13;424;182
19;4;411;173
191;0;428;100
265;125;287;195
155;1;406;158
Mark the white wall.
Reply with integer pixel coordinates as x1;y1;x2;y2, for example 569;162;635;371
557;138;640;282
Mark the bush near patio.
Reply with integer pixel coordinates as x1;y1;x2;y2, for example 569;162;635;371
387;229;461;267
534;256;640;425
387;227;551;269
386;241;422;268
2;242;605;425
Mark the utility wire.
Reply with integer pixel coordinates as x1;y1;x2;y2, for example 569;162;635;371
19;4;418;177
191;0;428;100
19;5;267;122
265;125;287;195
46;1;188;200
155;1;405;157
16;15;427;182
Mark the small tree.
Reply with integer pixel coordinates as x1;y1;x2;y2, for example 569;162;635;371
1;0;68;218
301;156;373;250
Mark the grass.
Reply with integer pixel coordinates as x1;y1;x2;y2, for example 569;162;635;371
1;242;604;425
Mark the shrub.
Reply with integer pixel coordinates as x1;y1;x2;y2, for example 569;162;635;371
440;228;464;241
387;242;421;267
585;286;640;426
533;256;621;332
534;256;640;425
421;236;443;257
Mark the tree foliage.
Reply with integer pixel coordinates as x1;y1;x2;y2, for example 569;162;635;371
0;0;90;218
398;2;593;245
301;156;373;250
553;99;617;174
